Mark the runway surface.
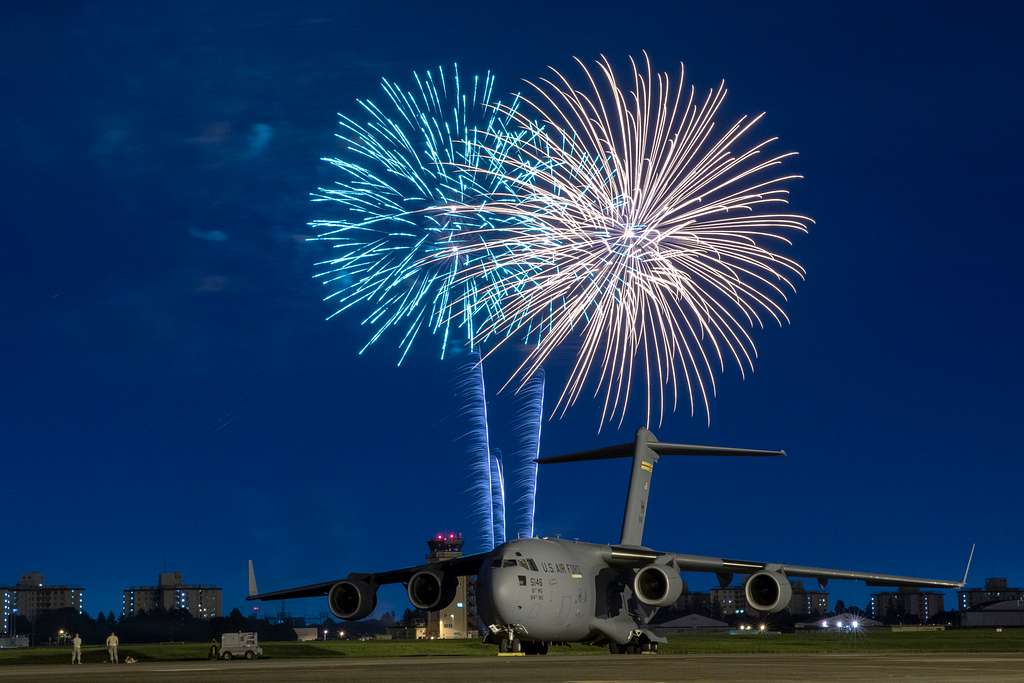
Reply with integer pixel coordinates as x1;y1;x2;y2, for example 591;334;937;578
2;653;1023;681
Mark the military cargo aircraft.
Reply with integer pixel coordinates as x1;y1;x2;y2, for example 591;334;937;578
248;428;971;654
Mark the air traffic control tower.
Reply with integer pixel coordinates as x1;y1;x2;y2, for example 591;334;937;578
425;533;471;639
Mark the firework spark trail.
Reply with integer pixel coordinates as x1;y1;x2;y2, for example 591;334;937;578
489;447;506;546
508;369;544;539
455;352;494;551
309;65;536;363
440;53;812;428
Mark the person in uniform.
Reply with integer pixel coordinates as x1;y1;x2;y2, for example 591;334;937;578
71;633;82;664
106;632;119;663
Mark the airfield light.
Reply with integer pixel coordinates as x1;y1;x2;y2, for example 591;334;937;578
759;624;766;632
822;621;829;628
837;622;844;628
852;621;859;629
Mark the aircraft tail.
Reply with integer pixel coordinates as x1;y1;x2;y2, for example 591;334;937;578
961;544;976;587
248;560;259;598
537;428;784;547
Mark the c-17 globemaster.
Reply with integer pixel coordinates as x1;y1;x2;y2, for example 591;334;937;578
248;428;972;654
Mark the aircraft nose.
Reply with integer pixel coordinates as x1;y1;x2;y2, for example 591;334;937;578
489;570;524;625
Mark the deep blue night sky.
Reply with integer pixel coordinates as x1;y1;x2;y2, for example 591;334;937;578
2;2;1021;619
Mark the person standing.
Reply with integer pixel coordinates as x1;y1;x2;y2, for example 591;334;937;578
71;633;82;664
106;632;119;664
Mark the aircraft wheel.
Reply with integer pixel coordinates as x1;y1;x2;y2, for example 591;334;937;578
512;638;522;653
498;639;509;654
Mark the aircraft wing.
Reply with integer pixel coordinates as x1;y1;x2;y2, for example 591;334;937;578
608;546;971;589
246;552;488;602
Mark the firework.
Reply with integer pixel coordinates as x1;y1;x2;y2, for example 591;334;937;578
455;352;495;551
310;65;531;363
489;447;506;546
442;53;811;427
508;370;544;539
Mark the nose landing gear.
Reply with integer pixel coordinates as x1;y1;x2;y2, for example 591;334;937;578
497;637;522;654
491;624;540;656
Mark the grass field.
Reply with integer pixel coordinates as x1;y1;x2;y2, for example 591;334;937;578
1;630;1021;665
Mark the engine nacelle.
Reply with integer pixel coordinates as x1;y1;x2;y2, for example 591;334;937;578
744;570;792;613
632;564;684;607
328;579;377;620
407;570;459;611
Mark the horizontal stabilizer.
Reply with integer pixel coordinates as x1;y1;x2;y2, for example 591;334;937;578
538;441;784;464
538;428;785;547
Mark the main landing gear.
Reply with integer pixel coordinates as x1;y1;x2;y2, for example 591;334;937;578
609;640;658;655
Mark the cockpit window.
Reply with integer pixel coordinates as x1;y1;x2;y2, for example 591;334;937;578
527;559;539;571
502;559;518;568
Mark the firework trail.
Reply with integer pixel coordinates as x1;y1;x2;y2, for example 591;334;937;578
455;352;494;551
309;65;533;363
442;53;811;428
508;369;544;539
489;447;506;546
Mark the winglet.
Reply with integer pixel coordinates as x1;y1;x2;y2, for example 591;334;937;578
248;560;259;598
961;544;976;588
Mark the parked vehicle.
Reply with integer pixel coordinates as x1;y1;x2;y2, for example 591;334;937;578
220;632;262;660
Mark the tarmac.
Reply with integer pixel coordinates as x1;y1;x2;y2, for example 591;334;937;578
1;653;1024;682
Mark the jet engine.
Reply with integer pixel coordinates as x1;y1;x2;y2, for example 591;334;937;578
407;570;459;611
632;564;684;607
328;579;377;620
744;570;792;613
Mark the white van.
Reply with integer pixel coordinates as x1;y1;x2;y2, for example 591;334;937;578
220;632;263;660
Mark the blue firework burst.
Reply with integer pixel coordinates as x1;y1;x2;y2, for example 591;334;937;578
310;65;531;363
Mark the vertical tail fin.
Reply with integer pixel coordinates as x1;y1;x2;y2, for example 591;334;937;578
961;544;976;587
247;560;259;598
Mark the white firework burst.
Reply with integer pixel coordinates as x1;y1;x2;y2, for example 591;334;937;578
442;53;812;428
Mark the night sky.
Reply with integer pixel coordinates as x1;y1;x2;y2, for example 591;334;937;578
3;2;1021;619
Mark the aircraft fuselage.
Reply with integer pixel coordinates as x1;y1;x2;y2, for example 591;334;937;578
477;537;655;645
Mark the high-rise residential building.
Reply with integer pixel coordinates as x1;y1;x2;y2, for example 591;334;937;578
2;572;85;624
1;588;13;636
958;578;1024;611
122;571;222;619
675;591;711;615
710;586;748;614
424;533;471;639
710;579;827;616
788;580;829;616
870;587;944;623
